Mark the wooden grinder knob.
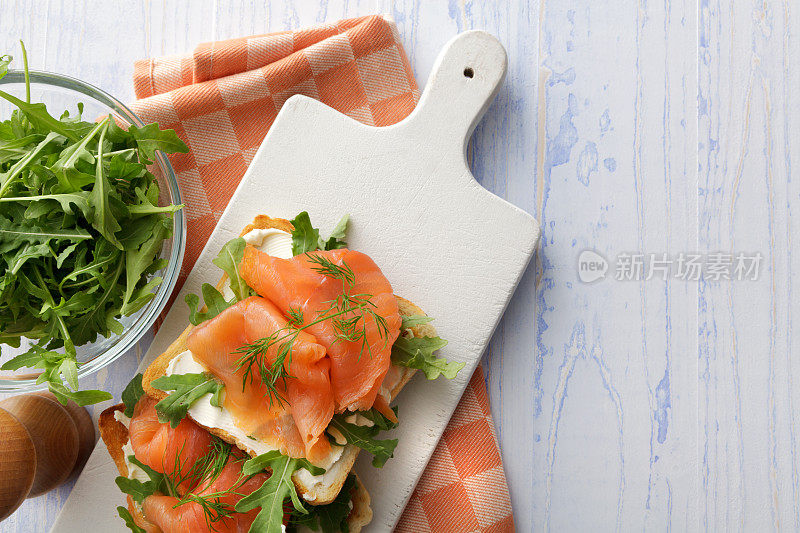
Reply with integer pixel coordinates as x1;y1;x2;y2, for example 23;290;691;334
0;409;35;522
0;393;95;521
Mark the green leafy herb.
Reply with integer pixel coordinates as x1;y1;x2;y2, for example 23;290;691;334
243;450;325;477
0;46;188;405
391;335;463;380
236;453;312;533
121;373;145;417
400;314;434;329
290;211;321;255
49;381;112;406
327;415;398;468
186;283;235;326
184;237;253;326
128;123;190;164
116;454;168;504
212;237;253;301
288;474;356;533
116;506;146;533
0;344;111;405
0;55;11;81
290;211;350;254
359;405;400;431
115;475;158;504
321;214;349;251
151;372;225;427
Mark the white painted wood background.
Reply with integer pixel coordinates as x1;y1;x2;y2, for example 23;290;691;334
1;0;798;531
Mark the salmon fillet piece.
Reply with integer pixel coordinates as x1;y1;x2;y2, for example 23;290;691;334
187;296;334;462
239;247;401;412
129;395;213;493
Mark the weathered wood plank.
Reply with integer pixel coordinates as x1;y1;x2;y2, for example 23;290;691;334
698;0;800;530
533;1;698;531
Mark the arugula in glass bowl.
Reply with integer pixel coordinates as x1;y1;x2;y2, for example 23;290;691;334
0;45;187;405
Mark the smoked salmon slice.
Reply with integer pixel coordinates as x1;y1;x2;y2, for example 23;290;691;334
127;396;272;533
130;395;214;492
142;455;267;533
239;247;401;412
187;296;334;462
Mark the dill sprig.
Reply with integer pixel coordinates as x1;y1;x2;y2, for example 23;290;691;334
234;253;392;406
163;437;253;531
233;333;294;409
175;492;237;528
305;253;355;285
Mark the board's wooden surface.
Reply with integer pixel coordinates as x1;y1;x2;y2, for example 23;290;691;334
1;1;798;532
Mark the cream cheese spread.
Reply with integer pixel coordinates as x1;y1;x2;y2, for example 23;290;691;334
112;410;151;484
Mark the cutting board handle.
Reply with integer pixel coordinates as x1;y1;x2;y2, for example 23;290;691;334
404;31;507;155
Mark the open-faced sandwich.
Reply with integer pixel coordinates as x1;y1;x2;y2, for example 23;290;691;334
100;213;464;533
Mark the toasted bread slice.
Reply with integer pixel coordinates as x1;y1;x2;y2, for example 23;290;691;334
141;215;433;505
99;404;373;532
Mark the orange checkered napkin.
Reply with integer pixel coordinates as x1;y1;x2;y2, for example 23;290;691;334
129;15;514;532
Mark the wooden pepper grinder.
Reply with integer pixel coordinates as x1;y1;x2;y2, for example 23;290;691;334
0;392;95;521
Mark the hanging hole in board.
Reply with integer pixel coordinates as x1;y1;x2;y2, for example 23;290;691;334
463;67;474;78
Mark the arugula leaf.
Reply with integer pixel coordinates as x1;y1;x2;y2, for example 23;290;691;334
128;183;180;216
391;335;464;380
184;237;252;324
321;213;349;250
0;55;10;81
118;215;159;251
127;455;167;487
115;476;157;504
290;212;350;255
212;237;252;301
55;242;79;268
7;242;52;274
52;118;106;192
186;283;236;326
0;216;91;251
70;258;124;346
88;120;122;247
290;211;320;255
151;372;225;428
0;134;43;164
211;383;224;408
289;474;356;533
0;90;80;141
400;314;434;329
235;453;309;533
121;373;145;417
359;406;399;431
48;381;112;406
327;415;398;468
0;191;92;218
115;454;169;504
121;219;168;315
127;123;189;164
0;132;64;197
243;450;325;477
1;341;111;405
116;506;146;533
0;348;43;370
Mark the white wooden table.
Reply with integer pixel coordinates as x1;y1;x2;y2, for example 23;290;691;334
2;1;798;531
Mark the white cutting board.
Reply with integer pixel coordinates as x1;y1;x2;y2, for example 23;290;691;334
53;31;539;532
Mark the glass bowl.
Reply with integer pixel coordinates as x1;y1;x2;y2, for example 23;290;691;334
0;70;185;393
